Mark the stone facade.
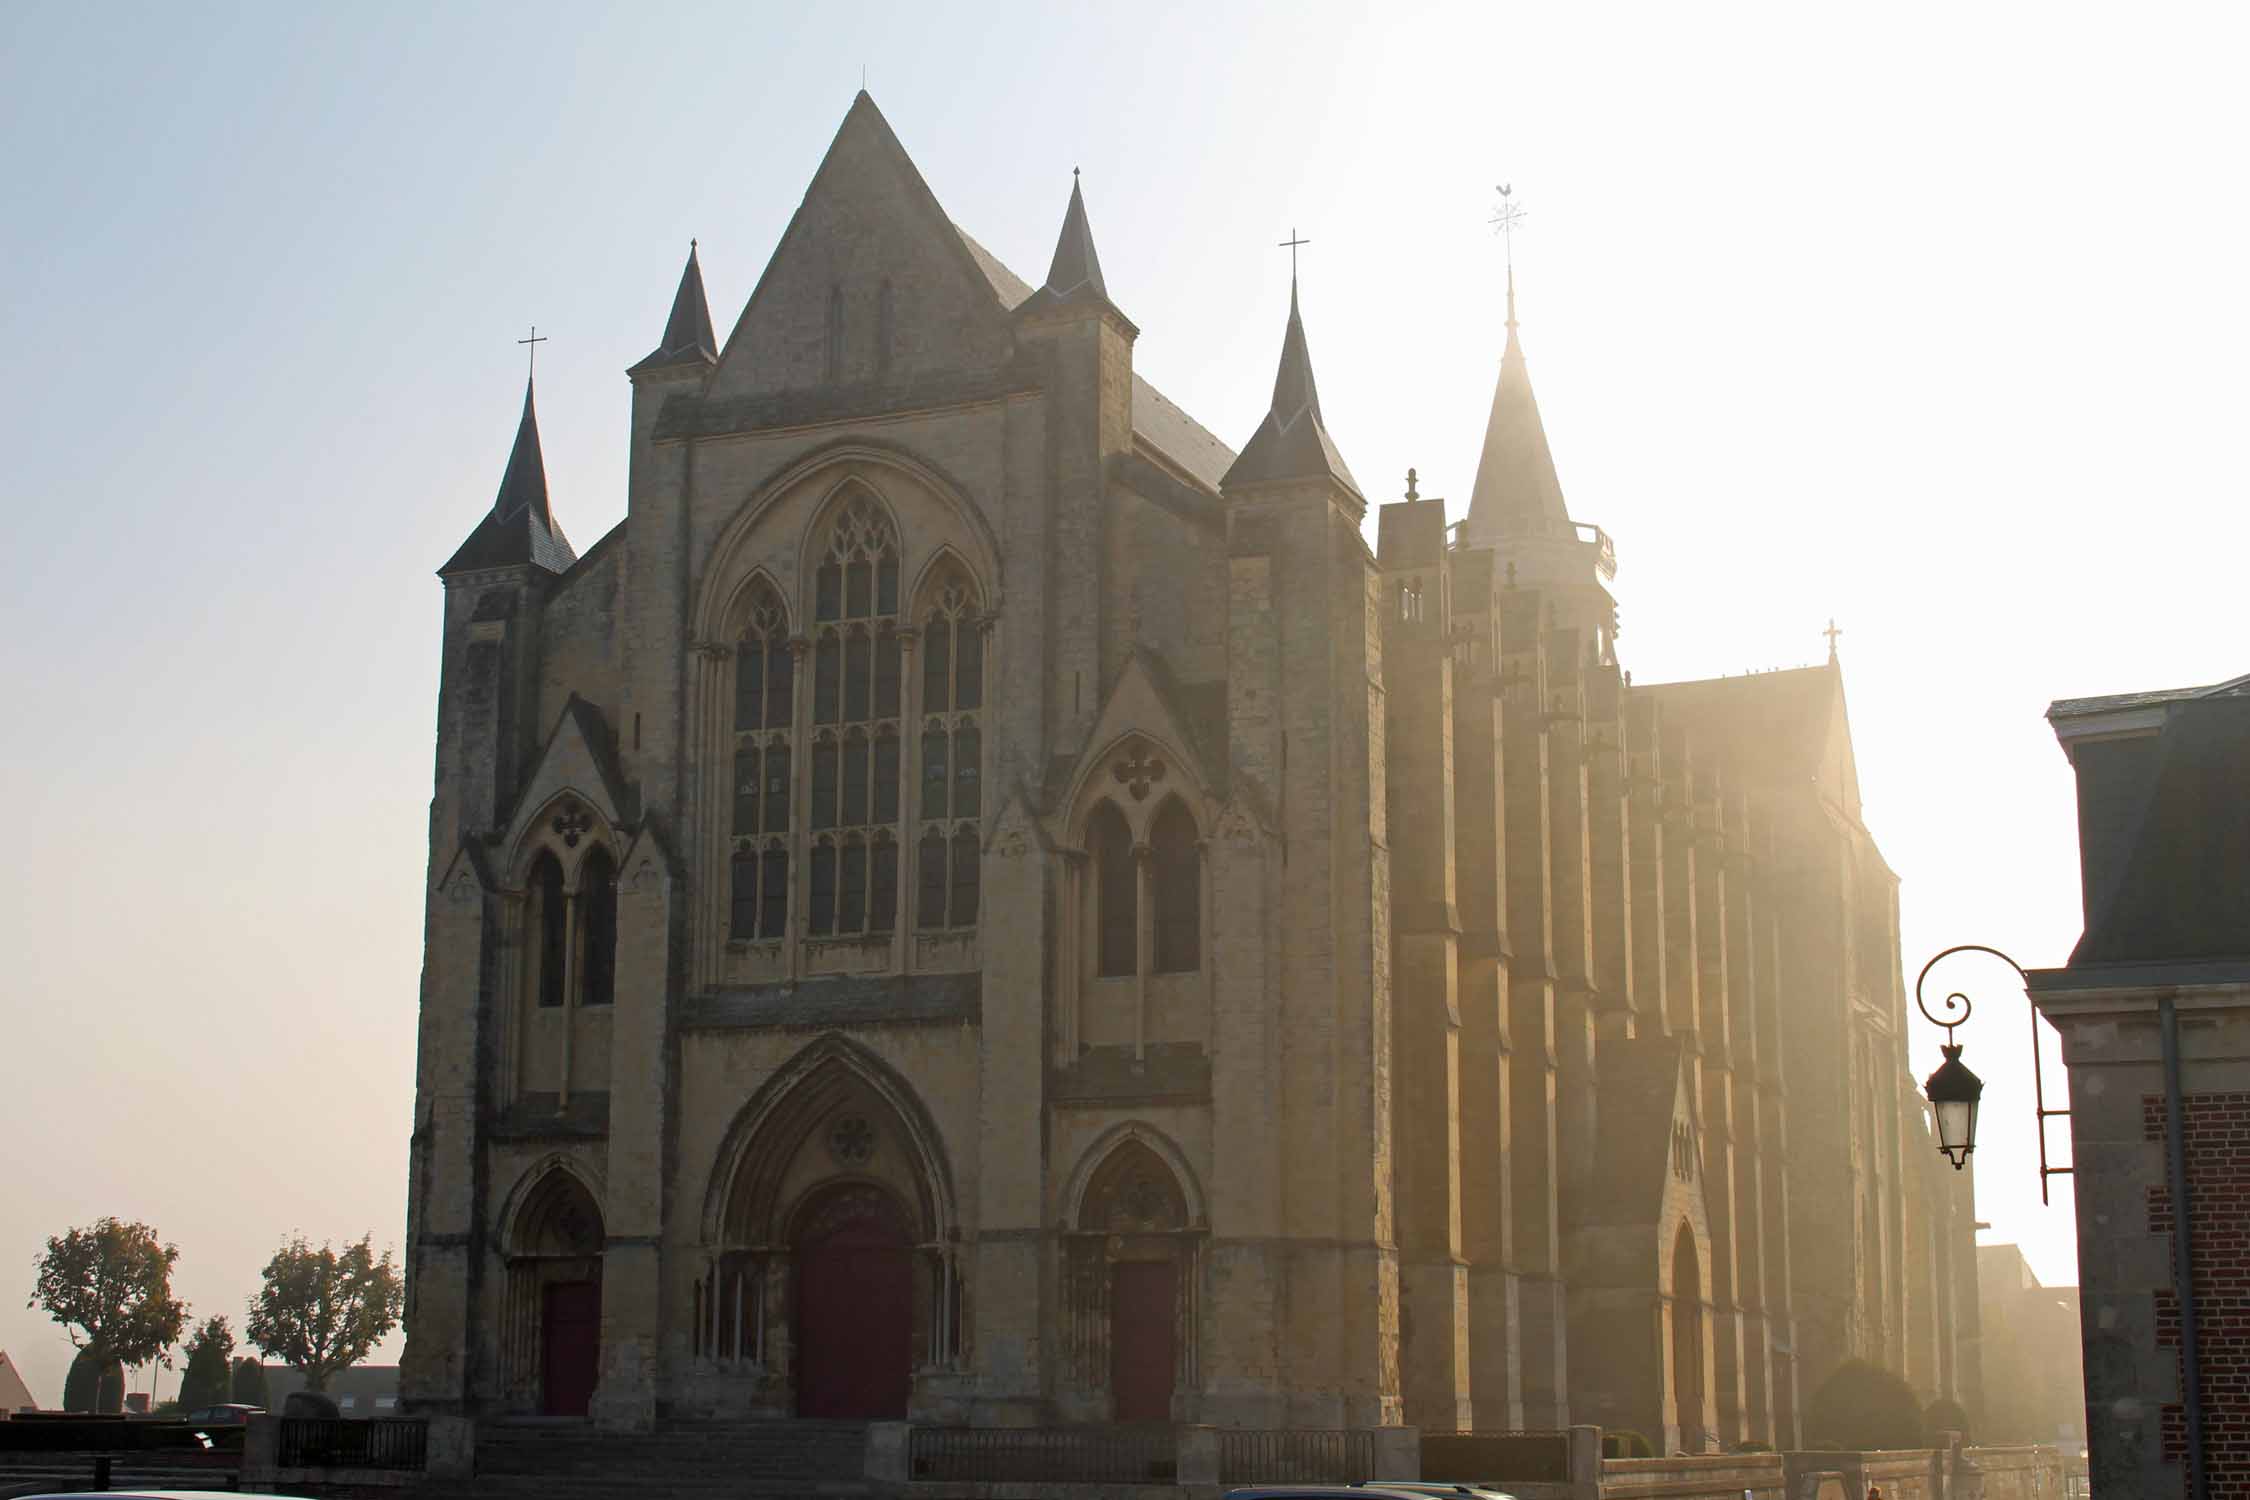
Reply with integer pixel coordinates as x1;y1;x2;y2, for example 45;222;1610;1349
399;93;1976;1443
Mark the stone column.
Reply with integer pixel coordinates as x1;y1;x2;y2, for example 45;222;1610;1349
1692;769;1745;1445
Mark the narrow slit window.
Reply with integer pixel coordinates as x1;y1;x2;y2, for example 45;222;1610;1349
917;832;948;929
758;848;788;939
949;828;980;928
809;844;837;936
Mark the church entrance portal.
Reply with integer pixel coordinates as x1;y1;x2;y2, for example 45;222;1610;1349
540;1279;602;1416
793;1184;913;1418
1109;1260;1177;1421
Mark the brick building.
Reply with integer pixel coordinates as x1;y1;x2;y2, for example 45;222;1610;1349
2030;673;2250;1498
398;92;1977;1445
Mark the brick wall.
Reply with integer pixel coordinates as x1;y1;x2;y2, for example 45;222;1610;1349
2145;1090;2250;1489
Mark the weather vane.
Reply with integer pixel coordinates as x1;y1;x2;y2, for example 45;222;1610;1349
1490;185;1527;328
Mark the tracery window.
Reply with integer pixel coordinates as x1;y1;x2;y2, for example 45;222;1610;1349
916;562;983;930
808;498;904;939
730;585;794;941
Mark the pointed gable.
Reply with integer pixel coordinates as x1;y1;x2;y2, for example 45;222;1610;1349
1466;289;1571;542
498;695;631;862
1221;282;1361;501
630;241;718;373
440;380;577;576
706;92;1017;398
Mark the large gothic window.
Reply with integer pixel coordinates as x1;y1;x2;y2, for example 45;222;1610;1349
1150;800;1200;973
916;562;982;931
809;498;903;939
730;585;793;941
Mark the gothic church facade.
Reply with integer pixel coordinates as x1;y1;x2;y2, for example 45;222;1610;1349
401;93;1978;1446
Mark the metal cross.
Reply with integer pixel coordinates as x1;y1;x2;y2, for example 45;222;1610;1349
1278;227;1310;280
518;324;548;380
1824;618;1844;660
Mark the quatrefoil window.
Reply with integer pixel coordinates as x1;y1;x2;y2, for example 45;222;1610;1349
827;1114;876;1166
1112;749;1167;801
552;804;593;848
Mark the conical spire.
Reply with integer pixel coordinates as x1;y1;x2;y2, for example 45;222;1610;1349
439;378;576;575
1465;273;1570;541
1015;171;1133;329
630;241;717;372
1220;277;1360;499
1044;171;1107;298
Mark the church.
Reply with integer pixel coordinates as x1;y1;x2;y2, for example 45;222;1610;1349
400;92;1979;1449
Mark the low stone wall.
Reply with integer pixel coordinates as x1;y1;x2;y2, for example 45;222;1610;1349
1600;1451;1788;1498
1959;1444;2071;1499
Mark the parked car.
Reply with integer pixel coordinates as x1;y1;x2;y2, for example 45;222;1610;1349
1351;1485;1519;1500
181;1404;263;1426
1226;1489;1454;1500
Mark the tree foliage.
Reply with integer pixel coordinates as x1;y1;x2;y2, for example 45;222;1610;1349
62;1349;126;1414
1805;1358;1929;1452
28;1219;188;1377
230;1356;269;1407
1925;1396;1972;1441
177;1315;236;1410
245;1233;403;1393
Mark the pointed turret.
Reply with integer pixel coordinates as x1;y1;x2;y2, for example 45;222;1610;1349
1464;269;1571;542
1014;172;1134;329
1220;279;1360;500
630;241;718;373
439;379;577;575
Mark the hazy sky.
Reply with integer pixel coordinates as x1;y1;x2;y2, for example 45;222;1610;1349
4;1;2244;1408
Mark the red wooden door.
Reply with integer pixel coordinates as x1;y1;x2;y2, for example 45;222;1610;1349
796;1215;912;1418
540;1279;601;1417
1110;1260;1177;1423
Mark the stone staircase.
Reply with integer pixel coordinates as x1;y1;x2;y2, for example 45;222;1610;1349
413;1417;875;1499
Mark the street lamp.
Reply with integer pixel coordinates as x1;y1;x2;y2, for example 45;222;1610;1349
1914;944;2073;1201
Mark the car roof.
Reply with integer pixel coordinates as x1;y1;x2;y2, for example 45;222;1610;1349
8;1494;305;1500
1225;1489;1440;1499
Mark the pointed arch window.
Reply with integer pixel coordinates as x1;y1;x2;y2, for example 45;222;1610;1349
730;585;794;941
916;562;983;931
1090;802;1135;978
581;848;617;1006
1150;800;1200;974
531;852;566;1007
808;495;904;939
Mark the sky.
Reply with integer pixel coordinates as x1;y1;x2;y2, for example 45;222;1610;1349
2;0;2244;1410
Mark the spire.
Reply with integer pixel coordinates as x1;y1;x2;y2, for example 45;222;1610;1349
1219;279;1360;500
439;379;576;576
630;240;717;373
1464;280;1570;541
1015;171;1132;329
1044;170;1107;298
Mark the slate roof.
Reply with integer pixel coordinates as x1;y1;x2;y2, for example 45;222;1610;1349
1013;174;1130;326
629;241;718;373
1219;282;1361;498
2071;692;2250;967
2049;673;2250;719
1637;664;1853;799
439;380;577;576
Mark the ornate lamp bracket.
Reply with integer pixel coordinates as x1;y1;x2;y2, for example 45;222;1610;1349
1915;943;2073;1204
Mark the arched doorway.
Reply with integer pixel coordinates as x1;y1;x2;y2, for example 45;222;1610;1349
1069;1136;1200;1424
702;1038;959;1419
792;1183;914;1418
1670;1221;1705;1452
503;1168;605;1417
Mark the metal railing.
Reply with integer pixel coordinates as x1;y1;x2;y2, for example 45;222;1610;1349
907;1425;1177;1483
1216;1428;1375;1485
275;1416;429;1471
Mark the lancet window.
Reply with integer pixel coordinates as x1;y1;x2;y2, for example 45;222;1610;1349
1149;800;1200;973
916;562;983;931
730;586;794;942
1091;803;1135;979
808;498;904;939
581;848;617;1006
531;852;566;1007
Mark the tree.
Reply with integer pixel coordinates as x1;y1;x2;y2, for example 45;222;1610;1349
28;1218;188;1409
1926;1396;1972;1441
1805;1358;1929;1452
62;1350;126;1414
245;1233;403;1393
176;1315;236;1410
230;1356;269;1407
